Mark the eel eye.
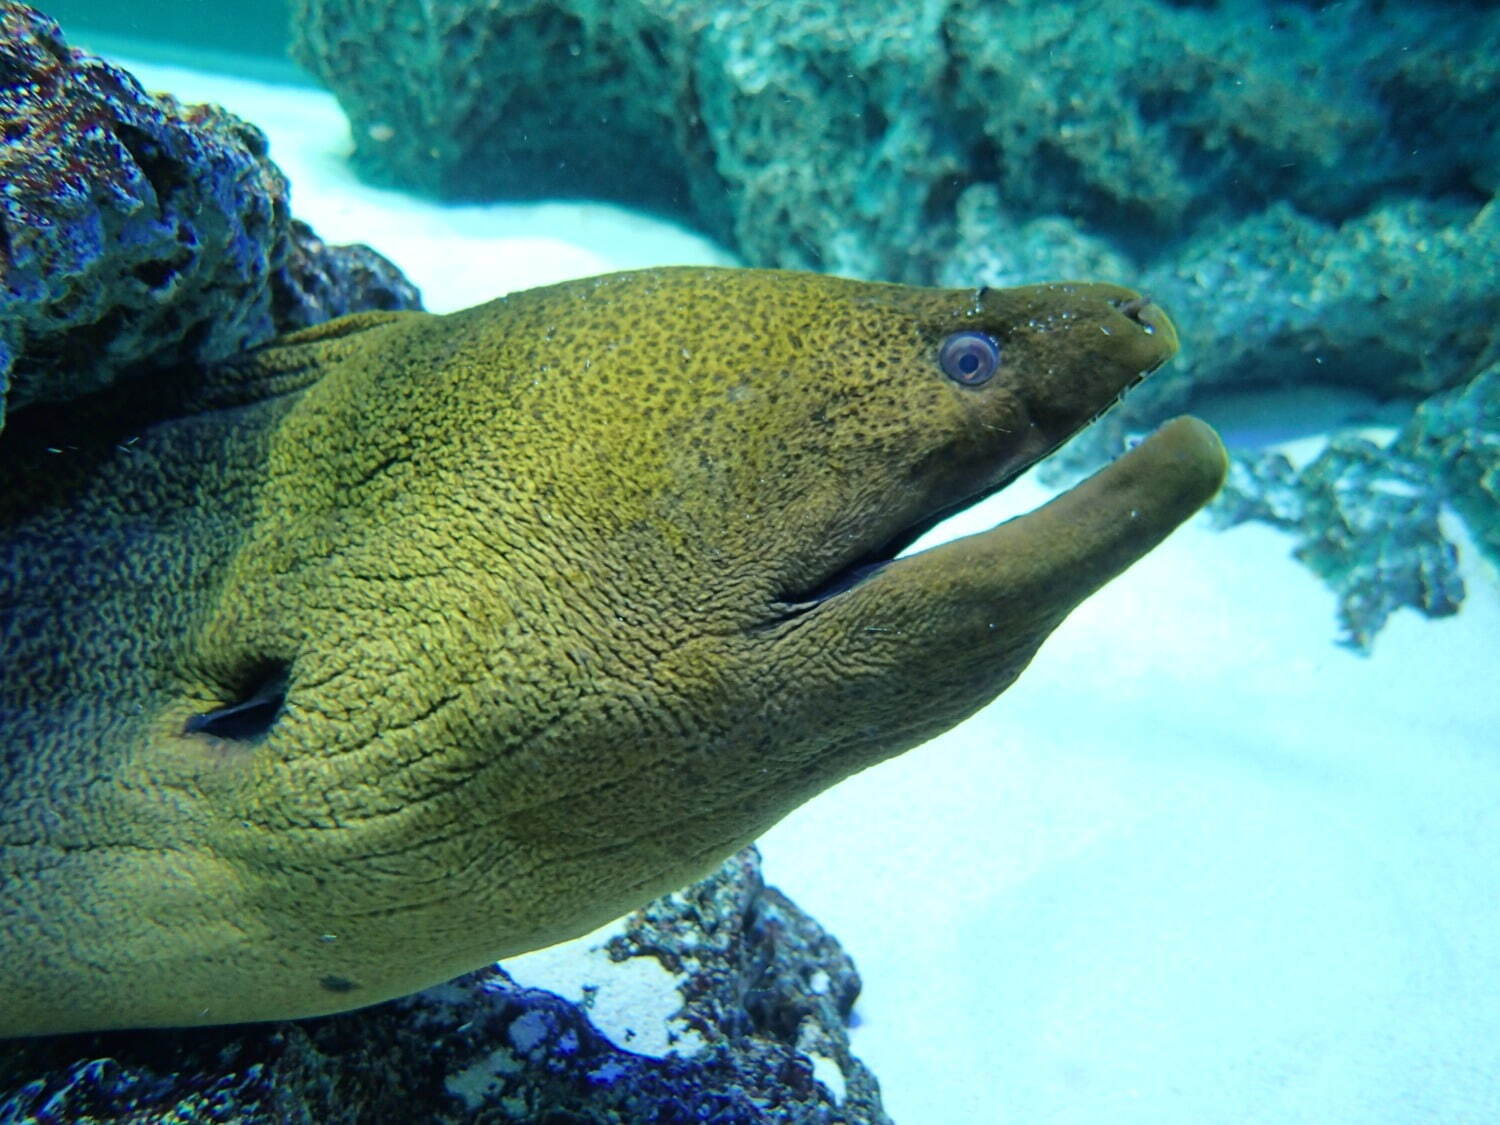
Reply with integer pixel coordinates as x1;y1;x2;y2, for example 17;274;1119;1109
938;331;1001;386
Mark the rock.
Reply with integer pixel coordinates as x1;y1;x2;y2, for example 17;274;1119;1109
1046;197;1500;473
1202;349;1498;653
0;1;420;432
937;185;1133;293
0;848;891;1124
1211;439;1464;651
1157;198;1497;404
1210;450;1306;532
1399;360;1500;574
275;218;422;330
290;0;1498;283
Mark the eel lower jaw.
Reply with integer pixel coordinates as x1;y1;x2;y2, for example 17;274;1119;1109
775;416;1227;625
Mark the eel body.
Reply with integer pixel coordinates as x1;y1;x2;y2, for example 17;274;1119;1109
0;267;1225;1035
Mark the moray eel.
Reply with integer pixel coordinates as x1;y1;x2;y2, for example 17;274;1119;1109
0;266;1224;1036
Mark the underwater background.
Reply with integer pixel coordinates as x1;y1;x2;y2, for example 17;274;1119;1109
2;1;1498;1121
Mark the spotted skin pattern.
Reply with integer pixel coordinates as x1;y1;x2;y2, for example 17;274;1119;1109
0;267;1224;1035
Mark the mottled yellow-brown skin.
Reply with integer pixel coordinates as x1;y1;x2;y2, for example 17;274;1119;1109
0;267;1224;1037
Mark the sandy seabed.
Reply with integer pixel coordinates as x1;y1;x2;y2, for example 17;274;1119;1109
104;52;1500;1125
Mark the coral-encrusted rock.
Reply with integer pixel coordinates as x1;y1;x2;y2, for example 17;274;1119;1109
0;848;891;1124
1399;361;1500;573
276;217;421;329
1212;439;1464;651
597;848;887;1121
1046;199;1500;469
1200;356;1498;652
0;2;420;431
291;0;1499;283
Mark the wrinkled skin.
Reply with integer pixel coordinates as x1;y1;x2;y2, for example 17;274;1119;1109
0;267;1225;1035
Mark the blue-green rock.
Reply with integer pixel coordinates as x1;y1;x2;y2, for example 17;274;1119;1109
0;2;420;432
1046;198;1500;472
1399;361;1500;571
290;0;1498;283
1213;439;1464;651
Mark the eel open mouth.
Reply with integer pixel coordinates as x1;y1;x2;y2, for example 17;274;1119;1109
781;412;1226;614
788;484;1016;606
784;377;1158;607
